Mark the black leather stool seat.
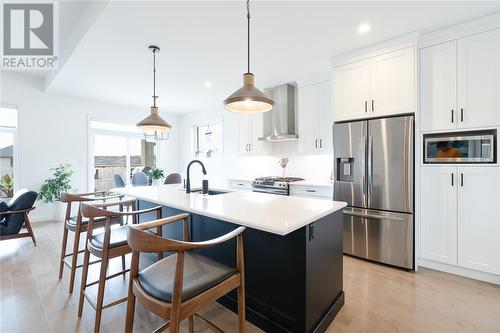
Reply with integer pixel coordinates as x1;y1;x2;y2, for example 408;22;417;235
90;225;128;249
138;252;236;302
67;215;106;226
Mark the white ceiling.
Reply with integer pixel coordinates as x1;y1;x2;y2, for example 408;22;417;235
47;1;500;114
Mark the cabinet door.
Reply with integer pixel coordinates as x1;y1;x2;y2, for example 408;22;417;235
238;114;251;154
299;81;332;153
370;46;415;117
457;167;500;274
318;81;332;152
332;59;370;122
249;113;270;155
421;167;457;265
420;41;458;132
458;29;500;129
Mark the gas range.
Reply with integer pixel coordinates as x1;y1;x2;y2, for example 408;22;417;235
252;176;305;196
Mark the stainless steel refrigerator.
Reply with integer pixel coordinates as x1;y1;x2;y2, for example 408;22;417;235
333;115;414;269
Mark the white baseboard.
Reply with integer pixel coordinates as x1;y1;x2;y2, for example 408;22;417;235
419;258;500;285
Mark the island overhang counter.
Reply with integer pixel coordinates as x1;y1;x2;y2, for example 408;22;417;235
113;184;347;333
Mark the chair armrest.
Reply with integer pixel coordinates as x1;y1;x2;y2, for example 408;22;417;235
133;213;189;230
177;226;246;251
0;206;35;215
89;197;136;208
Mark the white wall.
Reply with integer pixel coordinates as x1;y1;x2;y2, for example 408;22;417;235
1;72;180;221
177;106;333;188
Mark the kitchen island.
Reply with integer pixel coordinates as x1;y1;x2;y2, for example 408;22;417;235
113;184;346;333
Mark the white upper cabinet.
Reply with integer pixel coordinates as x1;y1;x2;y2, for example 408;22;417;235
299;81;332;154
421;166;458;265
420;41;458;132
238;113;270;155
457;29;500;129
332;46;416;122
369;47;415;117
332;59;370;122
457;167;500;274
420;29;500;132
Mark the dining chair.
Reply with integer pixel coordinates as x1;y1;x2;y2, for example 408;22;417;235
78;201;164;333
131;171;149;186
0;189;37;245
58;191;133;293
113;173;126;188
125;214;246;333
164;173;182;184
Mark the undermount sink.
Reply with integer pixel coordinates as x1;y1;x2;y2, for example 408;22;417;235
188;189;226;196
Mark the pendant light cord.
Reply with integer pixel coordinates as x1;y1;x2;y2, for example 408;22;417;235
247;0;250;74
152;48;157;107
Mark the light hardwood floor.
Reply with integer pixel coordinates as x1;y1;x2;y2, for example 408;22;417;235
1;221;499;333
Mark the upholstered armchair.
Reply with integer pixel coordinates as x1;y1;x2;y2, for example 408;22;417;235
0;189;38;245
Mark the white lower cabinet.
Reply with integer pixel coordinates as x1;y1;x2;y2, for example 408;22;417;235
421;166;458;265
457;167;500;274
289;185;333;199
421;166;500;275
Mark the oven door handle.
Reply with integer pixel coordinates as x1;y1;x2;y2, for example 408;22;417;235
252;188;288;195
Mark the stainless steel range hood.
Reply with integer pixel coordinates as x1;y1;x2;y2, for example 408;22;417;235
259;83;298;142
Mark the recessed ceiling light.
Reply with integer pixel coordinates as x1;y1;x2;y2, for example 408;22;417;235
357;23;371;34
204;82;212;88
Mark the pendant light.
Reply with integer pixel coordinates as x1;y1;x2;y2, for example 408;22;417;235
137;45;172;140
223;0;273;113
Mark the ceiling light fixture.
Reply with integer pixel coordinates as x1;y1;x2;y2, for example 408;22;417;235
357;23;371;34
137;45;172;141
223;0;273;113
204;82;212;88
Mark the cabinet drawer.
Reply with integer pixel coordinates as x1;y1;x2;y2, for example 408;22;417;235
227;179;253;191
290;185;333;199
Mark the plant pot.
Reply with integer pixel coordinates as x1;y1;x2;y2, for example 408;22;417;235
152;179;163;186
52;201;66;222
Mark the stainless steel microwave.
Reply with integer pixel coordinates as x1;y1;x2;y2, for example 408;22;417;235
424;130;496;164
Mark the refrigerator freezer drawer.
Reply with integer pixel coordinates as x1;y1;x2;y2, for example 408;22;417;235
343;207;414;269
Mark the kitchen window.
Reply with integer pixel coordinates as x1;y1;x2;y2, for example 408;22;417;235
194;121;222;158
0;107;17;199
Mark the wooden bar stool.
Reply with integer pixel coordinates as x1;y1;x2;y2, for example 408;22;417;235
58;191;133;293
125;214;246;333
78;201;163;333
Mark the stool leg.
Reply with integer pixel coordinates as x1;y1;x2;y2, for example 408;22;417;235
58;226;69;279
68;228;81;293
77;246;91;317
94;254;109;333
121;255;126;271
124;282;136;333
188;316;194;333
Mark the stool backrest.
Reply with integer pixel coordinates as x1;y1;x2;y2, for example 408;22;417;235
164;173;182;184
113;174;126;188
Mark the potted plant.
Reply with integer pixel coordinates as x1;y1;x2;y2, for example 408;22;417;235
38;164;74;221
0;174;14;198
148;167;165;186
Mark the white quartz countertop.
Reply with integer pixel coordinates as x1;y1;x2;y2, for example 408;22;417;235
112;184;346;236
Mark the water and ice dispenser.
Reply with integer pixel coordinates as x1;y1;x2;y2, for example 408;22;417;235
336;157;354;182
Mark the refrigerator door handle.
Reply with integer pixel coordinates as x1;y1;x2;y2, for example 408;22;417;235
361;136;367;206
343;210;405;221
367;135;373;205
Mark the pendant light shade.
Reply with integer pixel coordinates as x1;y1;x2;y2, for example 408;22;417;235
137;45;172;139
224;73;273;113
137;106;172;132
223;0;273;113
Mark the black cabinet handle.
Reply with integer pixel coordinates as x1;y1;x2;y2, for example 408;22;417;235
461;173;464;187
460;108;464;122
451;173;454;186
237;183;244;186
306;189;317;193
371;100;374;112
315;139;318;149
308;224;315;241
319;139;323;148
451;109;454;123
364;100;368;113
